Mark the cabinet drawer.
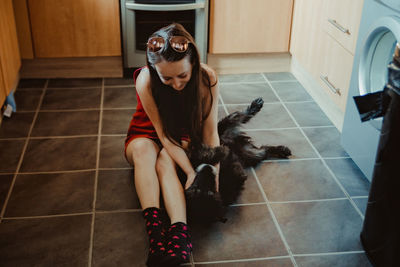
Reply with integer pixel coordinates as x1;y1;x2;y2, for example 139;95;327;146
317;33;354;112
323;0;364;55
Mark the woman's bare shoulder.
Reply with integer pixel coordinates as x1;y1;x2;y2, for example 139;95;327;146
200;63;218;87
135;67;151;94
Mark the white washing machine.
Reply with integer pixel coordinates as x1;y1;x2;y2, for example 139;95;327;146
341;0;400;181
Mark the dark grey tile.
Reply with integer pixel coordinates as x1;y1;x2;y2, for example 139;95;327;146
264;72;296;82
99;136;131;168
255;160;345;202
295;253;372;267
32;110;99;136
219;73;265;83
235;170;265;204
247;129;318;159
41;88;101;110
14;89;43;111
195;258;293;267
226;103;296;129
270;81;313;102
0;140;25;173
104;77;134;87
303;127;349;158
220;83;279;105
5;171;94;217
103;87;137;108
48;78;102;88
96;169;140;211
93;212;147;267
17;79;47;89
271;200;364;254
0;113;35;138
0;215;91;266
192;205;287;262
285;102;333;127
325;158;370;197
20;137;97;172
352;197;368;215
0;174;13;209
102;109;134;135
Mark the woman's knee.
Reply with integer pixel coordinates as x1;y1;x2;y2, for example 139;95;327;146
156;149;175;176
128;139;159;165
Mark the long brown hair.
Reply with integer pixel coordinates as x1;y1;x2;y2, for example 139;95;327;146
146;23;215;146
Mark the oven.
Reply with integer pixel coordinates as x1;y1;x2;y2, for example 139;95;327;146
120;0;209;68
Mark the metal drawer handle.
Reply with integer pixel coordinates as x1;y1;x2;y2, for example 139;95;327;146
125;2;205;11
328;19;350;35
320;75;341;95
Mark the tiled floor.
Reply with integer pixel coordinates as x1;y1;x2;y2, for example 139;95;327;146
0;73;373;266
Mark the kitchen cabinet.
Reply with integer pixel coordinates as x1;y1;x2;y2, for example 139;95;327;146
290;0;364;129
0;0;21;106
27;0;121;58
209;0;293;54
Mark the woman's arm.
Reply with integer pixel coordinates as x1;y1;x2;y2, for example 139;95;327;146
136;69;196;181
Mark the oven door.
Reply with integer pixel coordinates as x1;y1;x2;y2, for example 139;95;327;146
121;0;208;68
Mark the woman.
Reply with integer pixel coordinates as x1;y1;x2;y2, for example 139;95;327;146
124;23;219;266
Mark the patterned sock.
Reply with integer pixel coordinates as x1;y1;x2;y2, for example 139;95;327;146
162;222;192;266
142;207;169;267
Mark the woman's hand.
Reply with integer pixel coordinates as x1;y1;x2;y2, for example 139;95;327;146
184;171;197;190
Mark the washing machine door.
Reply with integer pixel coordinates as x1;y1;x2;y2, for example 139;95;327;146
342;16;400;181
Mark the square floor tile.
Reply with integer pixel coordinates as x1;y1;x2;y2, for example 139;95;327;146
295;253;372;267
20;137;97;172
325;159;370;197
0;215;92;266
220;83;278;105
271;200;364;254
93;212;147;267
102;109;134;135
32;110;99;137
5;171;94;217
195;258;294;267
192;205;287;262
352;197;368;216
104;77;134;87
247;129;318;159
100;136;131;168
264;72;296;82
96;169;140;211
14;89;43;111
226;103;296;129
0;174;13;209
255;160;345;202
303;127;348;158
48;78;102;88
17;79;47;89
285;102;333;127
0;140;25;173
235;170;265;204
0;113;35;138
103;87;137;108
41;88;101;110
219;73;266;83
270;81;313;102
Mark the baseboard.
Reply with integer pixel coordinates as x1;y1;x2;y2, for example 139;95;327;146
20;56;123;78
207;53;291;75
291;57;344;132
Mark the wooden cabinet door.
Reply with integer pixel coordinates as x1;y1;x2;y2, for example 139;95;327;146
0;0;21;97
209;0;293;54
28;0;121;58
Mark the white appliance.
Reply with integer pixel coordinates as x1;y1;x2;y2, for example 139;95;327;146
341;0;400;181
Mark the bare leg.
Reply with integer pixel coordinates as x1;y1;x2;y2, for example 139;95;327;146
125;138;161;209
156;148;187;224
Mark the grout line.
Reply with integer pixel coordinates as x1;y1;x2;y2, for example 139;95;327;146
3;212;93;220
218;94;229;116
269;80;299;83
95;209;142;214
250;168;298;267
0;80;49;222
293;251;366;257
219;81;269;85
351;196;369;199
88;78;105;267
16;169;97;175
194;255;292;265
262;73;365;220
269;198;349;204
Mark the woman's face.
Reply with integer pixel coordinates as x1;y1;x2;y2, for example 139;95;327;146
154;56;193;91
